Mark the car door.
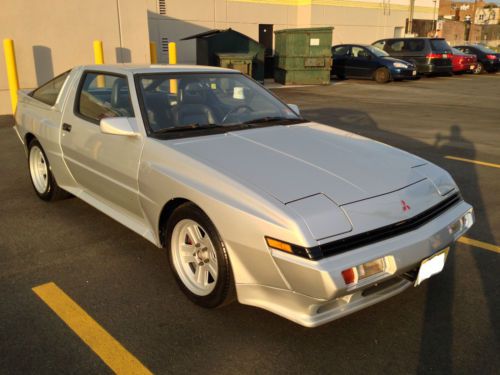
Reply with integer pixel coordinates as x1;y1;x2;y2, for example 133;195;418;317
331;45;351;77
346;46;378;78
60;70;146;220
402;39;427;71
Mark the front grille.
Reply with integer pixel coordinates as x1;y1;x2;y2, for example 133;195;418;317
311;192;462;259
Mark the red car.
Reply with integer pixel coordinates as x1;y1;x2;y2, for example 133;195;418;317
451;48;477;73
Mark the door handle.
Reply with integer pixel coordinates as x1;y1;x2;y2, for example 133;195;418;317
62;123;72;132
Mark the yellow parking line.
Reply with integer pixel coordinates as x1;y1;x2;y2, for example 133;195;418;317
32;282;152;375
445;156;500;169
458;236;500;254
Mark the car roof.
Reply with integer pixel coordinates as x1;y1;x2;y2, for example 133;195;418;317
375;37;445;41
76;64;236;75
332;44;373;48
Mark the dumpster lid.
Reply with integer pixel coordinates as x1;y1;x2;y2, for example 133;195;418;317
181;28;259;44
215;52;257;59
274;26;334;34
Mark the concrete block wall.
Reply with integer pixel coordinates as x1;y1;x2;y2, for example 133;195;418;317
147;0;440;64
0;0;150;115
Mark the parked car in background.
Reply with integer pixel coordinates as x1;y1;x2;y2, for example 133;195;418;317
331;44;417;83
14;64;474;327
451;48;477;74
372;38;453;76
454;44;500;74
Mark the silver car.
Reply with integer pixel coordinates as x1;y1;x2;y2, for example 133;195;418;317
14;65;474;327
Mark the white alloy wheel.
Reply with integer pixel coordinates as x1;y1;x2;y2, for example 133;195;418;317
171;219;219;296
29;145;49;194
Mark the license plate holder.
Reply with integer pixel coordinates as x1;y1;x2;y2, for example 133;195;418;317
415;248;449;286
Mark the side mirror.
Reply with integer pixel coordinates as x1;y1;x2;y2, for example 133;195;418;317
100;117;138;137
288;104;300;115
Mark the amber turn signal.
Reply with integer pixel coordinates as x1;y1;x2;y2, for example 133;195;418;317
265;237;293;253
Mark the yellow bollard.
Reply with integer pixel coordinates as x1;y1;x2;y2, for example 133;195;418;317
93;40;105;88
149;42;157;64
168;42;177;94
3;39;20;114
168;42;177;65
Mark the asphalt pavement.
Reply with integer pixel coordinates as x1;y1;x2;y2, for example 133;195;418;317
0;73;499;374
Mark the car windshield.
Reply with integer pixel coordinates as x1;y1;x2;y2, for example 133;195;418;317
474;44;497;54
451;48;463;55
137;72;304;137
365;45;389;57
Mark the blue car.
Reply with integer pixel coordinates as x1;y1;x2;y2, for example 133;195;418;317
331;44;417;83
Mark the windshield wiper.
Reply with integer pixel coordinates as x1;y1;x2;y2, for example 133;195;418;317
153;123;225;134
242;117;304;125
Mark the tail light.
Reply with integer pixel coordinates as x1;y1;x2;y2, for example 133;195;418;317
486;54;497;60
426;53;443;59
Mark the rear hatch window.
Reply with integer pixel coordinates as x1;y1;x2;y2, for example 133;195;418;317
430;39;452;53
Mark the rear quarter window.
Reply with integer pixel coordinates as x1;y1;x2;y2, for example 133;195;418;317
30;71;70;106
404;39;425;52
372;41;386;50
430;39;452;52
387;40;404;52
332;46;350;56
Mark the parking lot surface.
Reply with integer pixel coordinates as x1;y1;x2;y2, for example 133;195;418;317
1;74;499;374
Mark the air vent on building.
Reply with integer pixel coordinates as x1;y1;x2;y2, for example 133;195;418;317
158;0;166;15
161;37;169;53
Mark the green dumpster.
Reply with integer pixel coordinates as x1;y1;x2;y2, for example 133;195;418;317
274;27;333;85
216;53;256;76
181;29;265;83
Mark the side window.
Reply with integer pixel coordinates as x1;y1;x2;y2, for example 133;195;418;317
76;72;134;123
351;46;370;58
332;46;350;56
388;40;404;52
405;39;425;52
373;41;386;50
31;71;70;106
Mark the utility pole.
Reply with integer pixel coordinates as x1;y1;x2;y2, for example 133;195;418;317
432;0;438;36
408;0;416;35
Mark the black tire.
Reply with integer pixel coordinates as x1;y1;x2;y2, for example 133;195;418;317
27;139;70;201
336;73;346;80
165;202;235;308
374;68;390;83
473;63;484;75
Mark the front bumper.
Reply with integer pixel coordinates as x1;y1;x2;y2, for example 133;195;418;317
236;200;473;327
391;68;417;79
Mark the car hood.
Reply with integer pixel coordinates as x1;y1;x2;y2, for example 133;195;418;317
381;56;413;66
170;123;429;205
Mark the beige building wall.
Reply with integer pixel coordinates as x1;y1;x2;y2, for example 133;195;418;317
147;0;440;64
0;0;150;115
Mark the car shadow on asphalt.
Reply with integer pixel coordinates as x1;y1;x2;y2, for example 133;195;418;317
300;107;499;373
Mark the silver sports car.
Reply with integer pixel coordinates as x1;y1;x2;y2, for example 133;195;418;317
14;65;474;327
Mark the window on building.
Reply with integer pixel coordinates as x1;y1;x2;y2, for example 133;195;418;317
76;72;134;123
158;0;166;15
30;71;70;107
